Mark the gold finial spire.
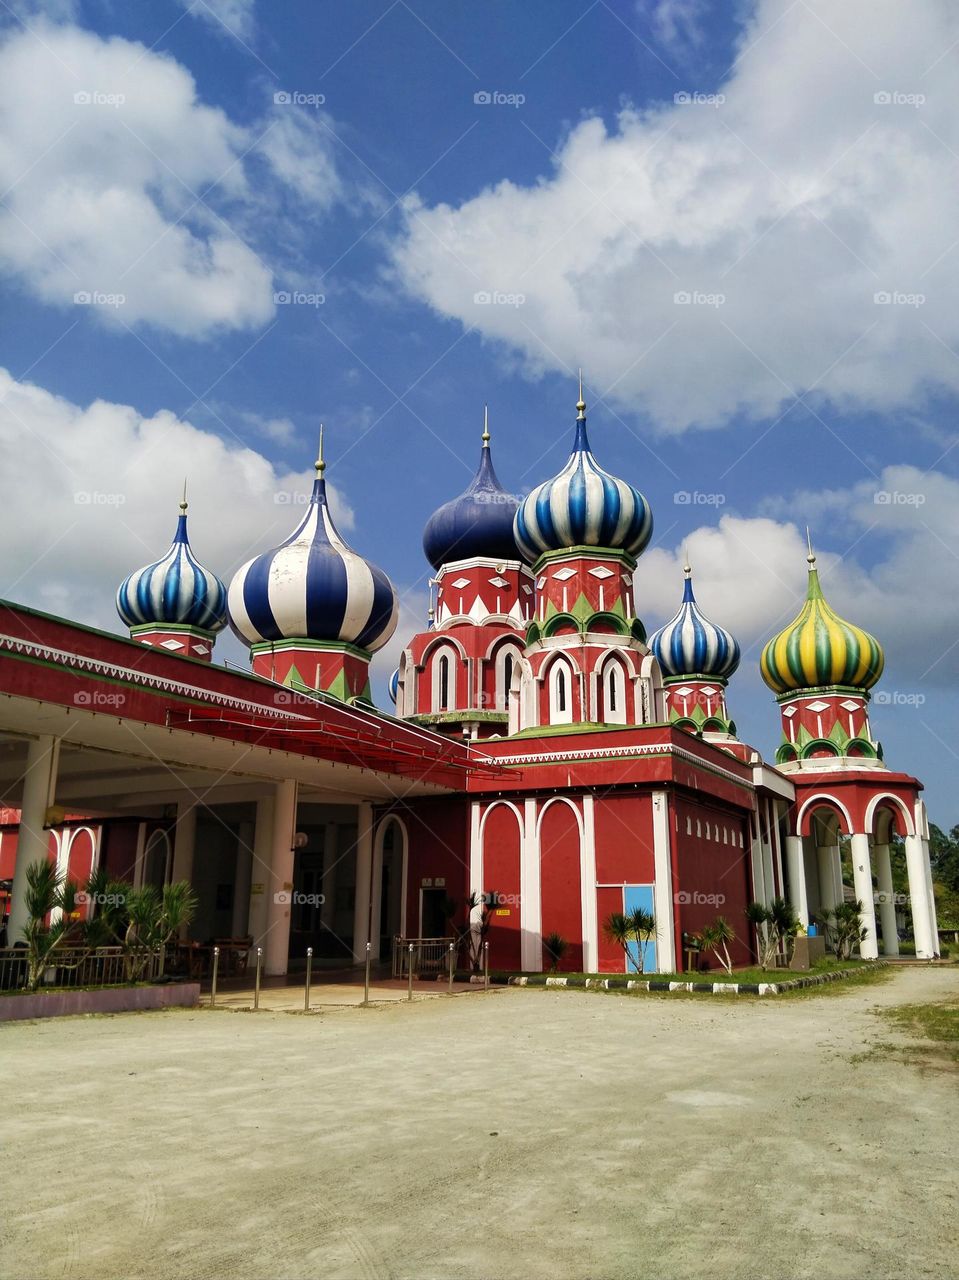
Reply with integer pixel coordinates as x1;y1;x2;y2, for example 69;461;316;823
179;477;188;513
315;424;326;476
576;368;586;420
482;404;490;446
806;525;816;566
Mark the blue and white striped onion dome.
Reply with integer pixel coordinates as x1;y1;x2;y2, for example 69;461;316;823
227;445;399;653
116;501;227;633
513;390;653;564
648;564;740;680
422;415;519;569
388;667;400;703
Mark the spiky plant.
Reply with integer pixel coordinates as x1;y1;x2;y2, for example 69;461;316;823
628;907;657;975
543;931;568;973
21;860;85;990
708;915;736;974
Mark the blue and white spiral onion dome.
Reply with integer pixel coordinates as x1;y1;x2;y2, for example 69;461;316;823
388;667;400;704
648;564;740;681
116;502;227;633
227;448;399;653
422;419;519;570
513;392;653;564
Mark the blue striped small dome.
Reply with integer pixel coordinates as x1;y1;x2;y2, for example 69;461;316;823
228;446;398;654
423;421;519;570
514;390;653;564
116;503;227;633
388;667;400;704
648;565;740;680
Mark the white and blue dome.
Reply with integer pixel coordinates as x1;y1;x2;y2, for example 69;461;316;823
422;414;520;570
648;563;740;680
388;667;400;704
514;385;653;564
228;440;399;654
117;499;227;633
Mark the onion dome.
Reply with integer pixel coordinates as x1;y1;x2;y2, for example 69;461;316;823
649;561;740;680
760;540;884;694
116;489;227;632
228;432;399;653
422;409;519;569
514;376;653;564
388;667;399;704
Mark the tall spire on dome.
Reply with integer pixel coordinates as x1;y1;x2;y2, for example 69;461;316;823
482;404;490;446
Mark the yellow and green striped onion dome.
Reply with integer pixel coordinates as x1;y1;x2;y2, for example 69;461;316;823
760;556;884;694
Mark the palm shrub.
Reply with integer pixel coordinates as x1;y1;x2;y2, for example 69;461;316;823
603;907;656;974
746;896;800;968
122;881;198;980
21;860;86;991
818;900;868;959
698;915;735;973
543;931;568;973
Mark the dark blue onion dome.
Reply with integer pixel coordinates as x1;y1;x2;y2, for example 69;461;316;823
116;490;227;633
228;431;399;653
514;377;653;564
422;409;520;570
648;561;740;680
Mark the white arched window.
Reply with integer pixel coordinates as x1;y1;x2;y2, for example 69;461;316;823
494;645;522;712
548;659;574;724
603;661;627;725
431;647;458;712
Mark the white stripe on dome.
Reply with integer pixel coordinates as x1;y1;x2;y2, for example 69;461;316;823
227;565;261;642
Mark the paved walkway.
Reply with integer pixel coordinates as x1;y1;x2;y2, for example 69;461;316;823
207;973;480;1011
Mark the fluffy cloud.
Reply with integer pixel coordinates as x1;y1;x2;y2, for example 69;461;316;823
393;0;959;430
0;369;354;658
635;464;959;687
176;0;257;44
0;20;337;337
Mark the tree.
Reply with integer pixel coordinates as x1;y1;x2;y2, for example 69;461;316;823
121;882;198;981
603;907;656;974
543;932;568;973
818;900;869;959
21;860;86;991
746;897;799;969
698;916;735;974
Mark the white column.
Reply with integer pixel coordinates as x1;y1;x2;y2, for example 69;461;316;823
750;809;766;905
369;819;384;961
921;837;941;956
651;790;675;974
8;736;60;943
904;833;935;959
248;795;274;953
581;795;598;973
232;820;254;937
873;843;899;957
171;800;197;884
320;822;337;930
761;802;775;905
351;802;373;963
817;845;838;916
264;780;297;976
850;833;878;960
770;800;785;898
784;834;809;925
520;798;540;972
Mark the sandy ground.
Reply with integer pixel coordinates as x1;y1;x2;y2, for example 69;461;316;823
2;967;957;1280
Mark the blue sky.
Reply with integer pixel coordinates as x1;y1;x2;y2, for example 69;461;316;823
0;0;957;822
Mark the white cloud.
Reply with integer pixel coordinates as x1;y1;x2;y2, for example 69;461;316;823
0;369;355;643
635;464;959;688
176;0;257;44
0;20;339;337
639;0;708;57
393;0;959;430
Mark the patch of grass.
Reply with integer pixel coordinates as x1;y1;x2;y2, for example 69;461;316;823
492;957;874;986
874;998;959;1069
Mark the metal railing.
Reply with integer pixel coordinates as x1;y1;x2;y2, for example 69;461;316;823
0;946;168;991
392;937;452;979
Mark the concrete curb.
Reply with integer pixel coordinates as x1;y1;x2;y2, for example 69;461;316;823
501;966;882;996
0;982;201;1022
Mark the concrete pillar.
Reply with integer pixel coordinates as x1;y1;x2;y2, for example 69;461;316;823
520;798;540;972
921;837;941;956
850;833;878;960
232;820;254;937
817;845;839;916
171;799;197;886
770;801;785;899
873;842;899;957
8;736;60;943
369;819;384;962
320;822;337;930
784;834;809;925
264;782;297;975
247;795;274;955
904;833;935;959
651;790;675;974
351;802;373;963
581;794;598;974
750;810;766;905
760;801;775;904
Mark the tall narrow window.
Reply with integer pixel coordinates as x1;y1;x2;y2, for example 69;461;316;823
503;653;514;710
607;667;618;712
556;667;567;712
439;655;450;710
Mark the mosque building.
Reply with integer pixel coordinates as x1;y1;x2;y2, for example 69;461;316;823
0;383;940;974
